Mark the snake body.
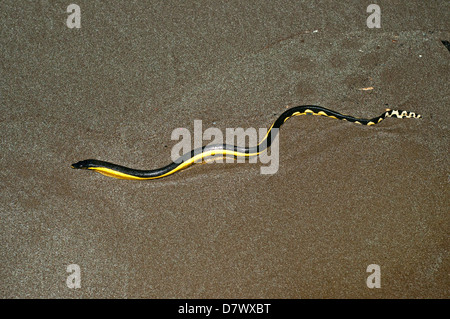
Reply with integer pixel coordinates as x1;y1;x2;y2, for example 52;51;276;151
71;105;421;180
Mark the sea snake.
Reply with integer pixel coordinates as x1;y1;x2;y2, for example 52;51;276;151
71;105;421;180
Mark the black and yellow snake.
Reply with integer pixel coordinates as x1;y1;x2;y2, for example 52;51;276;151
71;105;421;180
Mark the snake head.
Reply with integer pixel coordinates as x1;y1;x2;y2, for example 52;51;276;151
71;160;97;169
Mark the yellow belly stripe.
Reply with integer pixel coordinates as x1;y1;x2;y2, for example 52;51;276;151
90;148;264;180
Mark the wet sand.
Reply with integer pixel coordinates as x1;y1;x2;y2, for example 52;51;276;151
1;1;448;298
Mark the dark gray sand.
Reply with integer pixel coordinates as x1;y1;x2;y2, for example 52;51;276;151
1;1;449;298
